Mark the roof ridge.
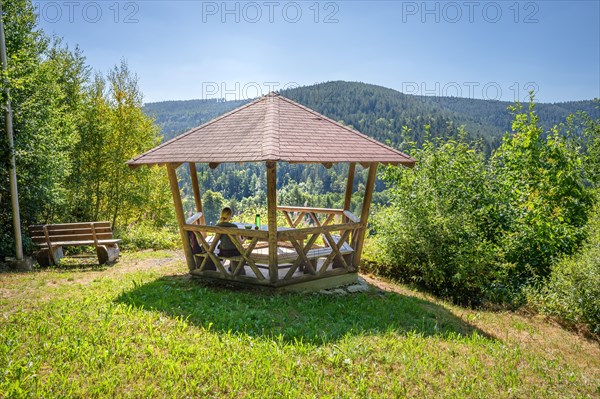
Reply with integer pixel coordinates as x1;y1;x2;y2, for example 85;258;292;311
127;96;265;164
261;93;280;161
276;95;413;162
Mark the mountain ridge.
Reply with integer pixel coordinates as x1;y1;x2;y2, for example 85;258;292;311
143;81;599;155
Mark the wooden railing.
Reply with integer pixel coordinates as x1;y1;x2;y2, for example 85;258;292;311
184;223;269;281
277;206;345;228
276;221;360;281
183;207;362;286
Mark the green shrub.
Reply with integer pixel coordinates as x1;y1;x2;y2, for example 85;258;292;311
372;136;504;306
115;222;180;251
527;199;600;335
372;100;594;307
491;100;592;283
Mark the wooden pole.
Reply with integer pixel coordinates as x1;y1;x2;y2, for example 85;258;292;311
188;162;205;225
353;162;378;269
167;164;195;271
266;161;278;284
343;162;356;222
0;3;23;260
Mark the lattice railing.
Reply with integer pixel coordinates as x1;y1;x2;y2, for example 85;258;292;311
276;221;360;281
277;206;345;228
183;207;362;285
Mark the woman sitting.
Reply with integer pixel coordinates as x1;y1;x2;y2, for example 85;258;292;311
216;207;243;258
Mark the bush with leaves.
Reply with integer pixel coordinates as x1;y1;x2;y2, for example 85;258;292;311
490;99;592;284
372;98;595;306
115;222;180;251
526;198;600;336
372;132;502;306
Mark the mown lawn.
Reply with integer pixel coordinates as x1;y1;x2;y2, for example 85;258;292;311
1;251;598;398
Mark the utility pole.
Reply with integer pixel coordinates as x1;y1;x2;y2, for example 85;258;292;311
0;1;24;262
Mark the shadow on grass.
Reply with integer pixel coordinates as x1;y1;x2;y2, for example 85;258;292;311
45;255;114;272
0;258;112;274
114;275;493;345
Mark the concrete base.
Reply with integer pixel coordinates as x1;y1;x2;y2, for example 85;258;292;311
97;244;120;264
190;271;360;293
8;257;34;271
280;272;358;293
36;246;64;267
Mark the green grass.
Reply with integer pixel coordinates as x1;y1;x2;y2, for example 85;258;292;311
1;251;599;398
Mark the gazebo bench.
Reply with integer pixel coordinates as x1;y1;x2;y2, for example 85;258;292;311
191;233;354;272
250;234;354;268
29;222;121;266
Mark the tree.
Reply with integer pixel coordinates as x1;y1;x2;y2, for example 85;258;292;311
202;190;226;225
104;61;162;227
68;73;110;221
69;61;168;228
0;0;88;256
491;96;592;282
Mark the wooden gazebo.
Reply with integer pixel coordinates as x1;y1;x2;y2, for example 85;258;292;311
127;92;414;290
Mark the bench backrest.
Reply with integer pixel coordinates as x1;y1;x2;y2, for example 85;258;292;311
29;222;114;246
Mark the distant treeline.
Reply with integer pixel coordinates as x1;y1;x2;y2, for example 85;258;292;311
142;81;599;217
145;81;599;155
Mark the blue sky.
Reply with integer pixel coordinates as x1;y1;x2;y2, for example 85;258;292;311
35;0;600;103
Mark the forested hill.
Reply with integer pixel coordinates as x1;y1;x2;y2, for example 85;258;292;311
143;98;248;141
143;81;598;154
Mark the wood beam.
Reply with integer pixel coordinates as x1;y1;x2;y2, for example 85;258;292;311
353;162;378;269
266;161;278;284
188;162;206;226
343;162;356;222
167;164;195;271
276;222;360;239
282;210;294;227
184;223;268;238
277;206;345;214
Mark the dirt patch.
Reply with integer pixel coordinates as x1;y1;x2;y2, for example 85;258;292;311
0;250;187;309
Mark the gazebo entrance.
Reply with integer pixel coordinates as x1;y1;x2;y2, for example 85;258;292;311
128;93;414;290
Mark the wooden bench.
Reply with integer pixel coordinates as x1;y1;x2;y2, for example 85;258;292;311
249;235;354;267
29;222;121;266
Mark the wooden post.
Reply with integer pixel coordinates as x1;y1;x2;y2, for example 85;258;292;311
353;162;378;269
343;162;356;222
188;162;206;225
167;164;195;271
266;161;278;284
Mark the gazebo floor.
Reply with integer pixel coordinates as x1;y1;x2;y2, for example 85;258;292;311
190;256;358;291
247;257;333;279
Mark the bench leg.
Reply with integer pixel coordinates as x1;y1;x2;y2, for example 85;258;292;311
333;253;354;270
194;254;217;271
36;246;64;267
97;244;120;265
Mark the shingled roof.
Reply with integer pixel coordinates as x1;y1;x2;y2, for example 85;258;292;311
127;92;415;167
